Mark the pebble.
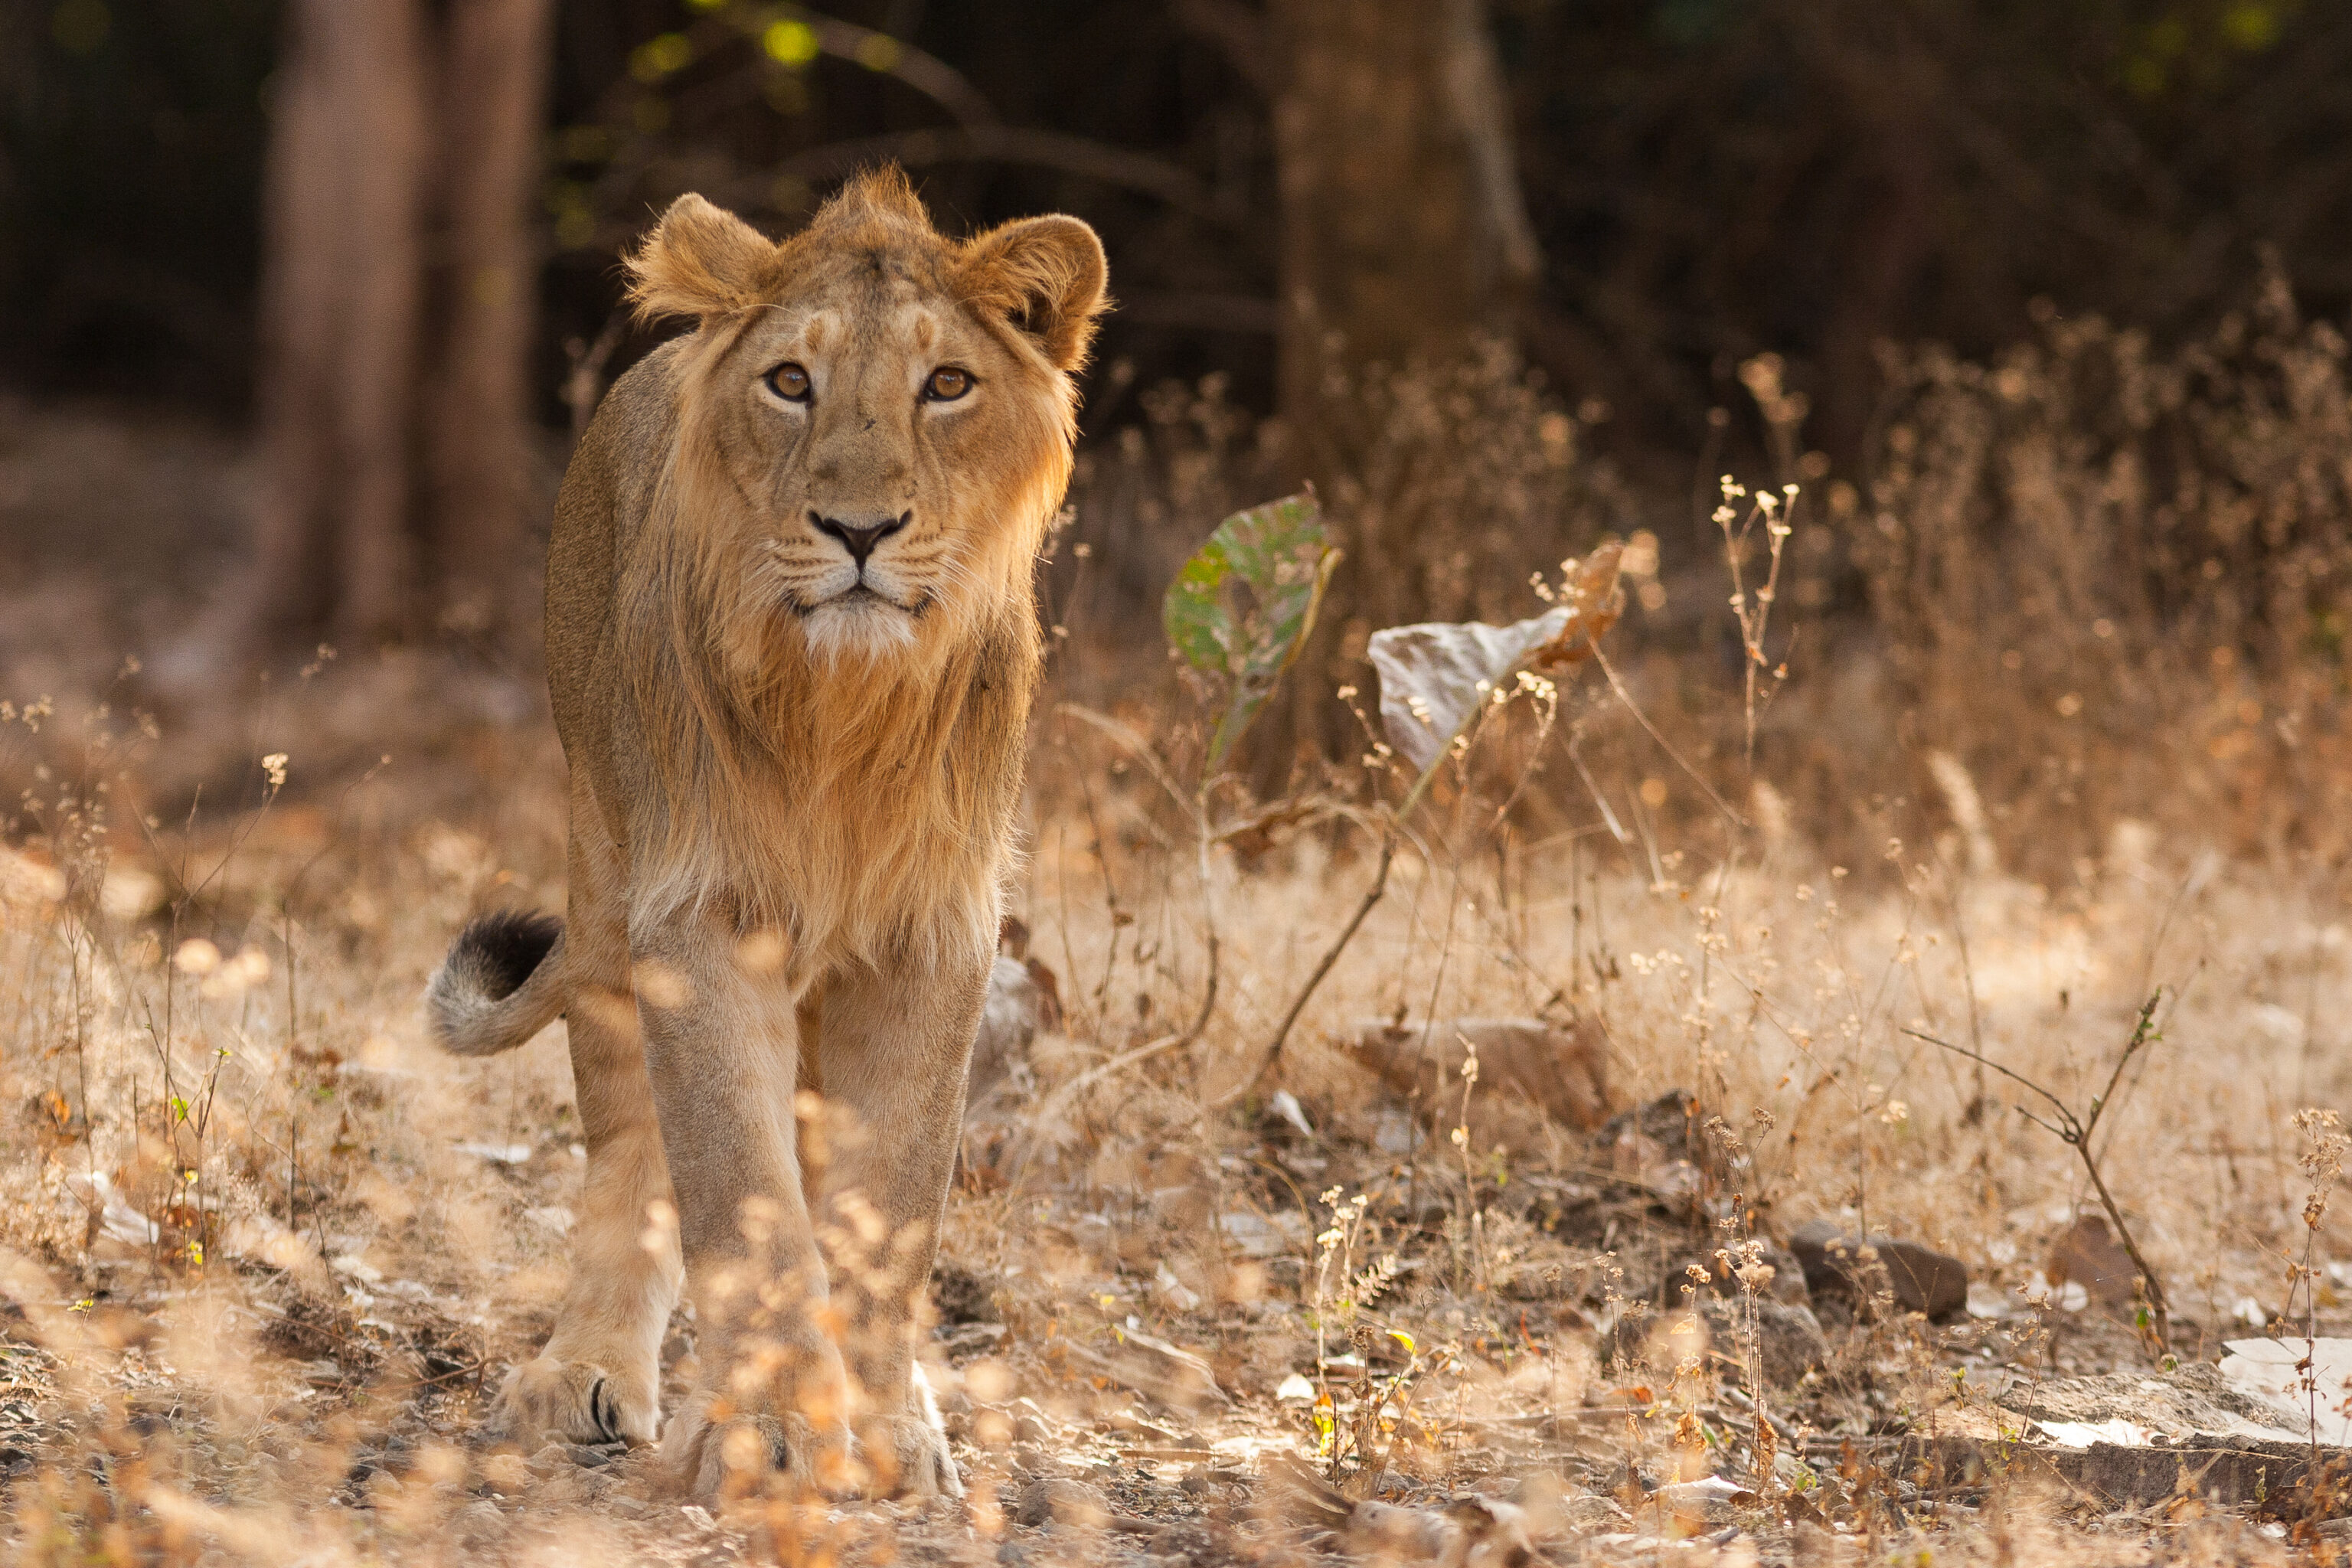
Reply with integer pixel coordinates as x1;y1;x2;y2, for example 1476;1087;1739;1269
1789;1220;1968;1320
1014;1475;1112;1529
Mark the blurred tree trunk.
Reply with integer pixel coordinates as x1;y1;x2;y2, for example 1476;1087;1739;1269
246;0;552;650
1271;0;1539;451
425;0;557;635
250;0;429;642
1258;0;1541;776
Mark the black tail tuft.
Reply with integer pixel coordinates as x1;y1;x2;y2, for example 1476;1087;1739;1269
459;909;564;1000
427;909;567;1056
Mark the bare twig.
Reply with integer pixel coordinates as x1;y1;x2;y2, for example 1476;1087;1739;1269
1906;991;2172;1354
1588;642;1747;830
1240;831;1396;1102
770;127;1220;220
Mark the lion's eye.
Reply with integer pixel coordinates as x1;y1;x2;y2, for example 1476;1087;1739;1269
767;363;812;403
923;366;974;403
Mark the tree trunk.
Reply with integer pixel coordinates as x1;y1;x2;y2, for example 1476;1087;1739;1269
245;0;550;652
250;0;430;643
1272;0;1537;458
1258;0;1542;778
424;0;556;636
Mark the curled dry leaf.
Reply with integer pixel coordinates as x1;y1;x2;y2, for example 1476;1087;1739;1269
1368;540;1624;781
1350;1016;1611;1137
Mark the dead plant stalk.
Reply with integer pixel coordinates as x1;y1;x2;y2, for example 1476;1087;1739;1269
1907;991;2173;1354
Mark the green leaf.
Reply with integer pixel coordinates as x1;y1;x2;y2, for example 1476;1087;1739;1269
1163;492;1341;775
168;1095;190;1125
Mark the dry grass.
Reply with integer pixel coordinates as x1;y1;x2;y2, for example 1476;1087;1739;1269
3;297;2351;1563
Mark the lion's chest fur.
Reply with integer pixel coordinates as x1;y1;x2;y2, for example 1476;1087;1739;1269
631;622;1034;970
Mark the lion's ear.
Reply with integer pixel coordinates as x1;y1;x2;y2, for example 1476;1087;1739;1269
956;215;1109;373
626;194;775;323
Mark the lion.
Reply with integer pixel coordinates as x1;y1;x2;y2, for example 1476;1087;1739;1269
423;168;1106;1500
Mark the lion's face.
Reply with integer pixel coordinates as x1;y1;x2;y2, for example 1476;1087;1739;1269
629;176;1106;667
696;264;1064;662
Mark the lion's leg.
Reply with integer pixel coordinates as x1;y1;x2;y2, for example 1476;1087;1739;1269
500;796;682;1447
632;912;851;1500
807;935;990;1498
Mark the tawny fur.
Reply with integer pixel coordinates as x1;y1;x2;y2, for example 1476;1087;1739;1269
423;168;1106;1500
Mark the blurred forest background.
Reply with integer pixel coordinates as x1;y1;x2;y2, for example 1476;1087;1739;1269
5;0;2352;860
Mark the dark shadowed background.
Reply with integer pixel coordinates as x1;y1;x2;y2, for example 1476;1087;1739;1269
5;0;2351;861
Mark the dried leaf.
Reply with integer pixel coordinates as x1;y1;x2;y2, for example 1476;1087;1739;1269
1163;492;1341;773
1350;1017;1611;1135
1367;541;1624;782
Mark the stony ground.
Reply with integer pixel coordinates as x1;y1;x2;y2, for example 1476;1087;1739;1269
7;403;2352;1565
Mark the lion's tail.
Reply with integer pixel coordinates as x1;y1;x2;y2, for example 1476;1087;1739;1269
426;910;567;1057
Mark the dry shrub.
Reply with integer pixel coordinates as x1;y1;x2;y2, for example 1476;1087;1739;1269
1861;262;2352;869
1300;338;1627;638
1056;343;1631;712
10;283;2352;1562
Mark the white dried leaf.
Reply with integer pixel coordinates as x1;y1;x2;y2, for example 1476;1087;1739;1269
1369;607;1574;777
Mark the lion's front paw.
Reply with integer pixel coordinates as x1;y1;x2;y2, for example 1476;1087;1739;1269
497;1355;658;1448
663;1390;852;1502
859;1410;962;1498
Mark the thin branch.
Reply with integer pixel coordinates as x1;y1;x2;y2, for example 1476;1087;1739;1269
1900;1028;2079;1131
771;127;1223;220
1588;642;1748;829
1239;831;1396;1103
1907;993;2173;1355
1055;703;1199;831
2081;992;2163;1145
800;15;999;129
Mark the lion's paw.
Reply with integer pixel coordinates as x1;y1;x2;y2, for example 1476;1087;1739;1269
858;1410;963;1499
497;1355;658;1448
664;1392;852;1502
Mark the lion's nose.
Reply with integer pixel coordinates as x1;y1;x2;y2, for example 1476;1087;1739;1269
811;510;910;567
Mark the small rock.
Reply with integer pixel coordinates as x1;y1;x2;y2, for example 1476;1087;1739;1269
1788;1220;1968;1321
1218;1210;1305;1259
1147;1523;1212;1560
1712;1298;1831;1384
2046;1213;2142;1307
1597;1089;1699;1162
1656;1242;1811;1308
970;956;1059;1106
1649;1476;1756;1527
477;1452;531;1492
1014;1475;1111;1530
933;1263;1002;1327
1351;1016;1611;1135
452;1499;504;1538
